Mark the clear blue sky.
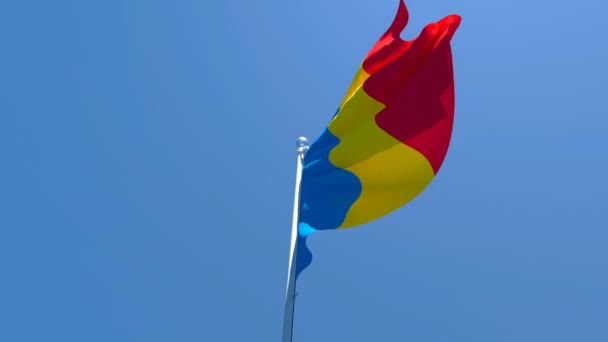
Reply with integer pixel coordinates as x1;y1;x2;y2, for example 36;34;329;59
1;0;607;341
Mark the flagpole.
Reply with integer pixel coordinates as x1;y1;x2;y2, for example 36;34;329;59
282;137;309;342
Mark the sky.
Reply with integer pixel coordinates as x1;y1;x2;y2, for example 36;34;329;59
1;0;607;341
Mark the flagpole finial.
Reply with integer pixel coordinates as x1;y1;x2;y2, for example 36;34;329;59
296;136;309;155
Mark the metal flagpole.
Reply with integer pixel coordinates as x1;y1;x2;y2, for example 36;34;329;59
282;137;309;342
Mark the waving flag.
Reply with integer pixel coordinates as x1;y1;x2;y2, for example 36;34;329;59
296;0;461;277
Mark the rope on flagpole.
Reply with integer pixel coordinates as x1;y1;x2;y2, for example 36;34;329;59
282;137;309;342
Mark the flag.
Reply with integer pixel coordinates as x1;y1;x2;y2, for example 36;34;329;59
296;0;461;278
